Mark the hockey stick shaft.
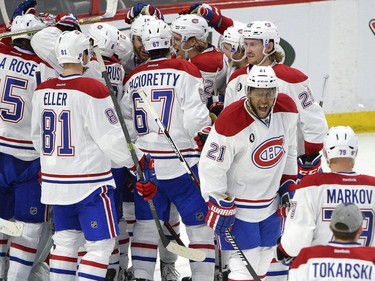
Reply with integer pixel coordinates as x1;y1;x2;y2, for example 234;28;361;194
0;0;118;39
0;0;10;27
137;89;260;277
225;229;261;281
93;47;204;262
319;74;329;107
136;89;201;189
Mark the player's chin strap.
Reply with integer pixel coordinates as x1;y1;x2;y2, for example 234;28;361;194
92;45;205;262
137;88;261;281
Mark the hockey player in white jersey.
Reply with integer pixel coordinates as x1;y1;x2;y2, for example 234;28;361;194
277;126;375;264
30;30;156;281
0;13;56;281
171;14;228;119
199;65;298;280
225;21;328;177
121;19;214;281
288;203;375;281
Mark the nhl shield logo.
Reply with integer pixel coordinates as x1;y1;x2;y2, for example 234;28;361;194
370;19;375;36
91;221;98;228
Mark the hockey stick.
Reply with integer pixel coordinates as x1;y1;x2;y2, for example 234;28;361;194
0;218;23;236
319;74;329;107
0;0;10;27
92;46;205;262
225;230;261;281
0;0;118;39
137;89;261;280
78;0;118;24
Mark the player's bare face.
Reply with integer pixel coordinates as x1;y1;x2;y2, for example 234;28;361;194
247;88;276;119
172;32;183;58
244;39;265;65
132;36;149;61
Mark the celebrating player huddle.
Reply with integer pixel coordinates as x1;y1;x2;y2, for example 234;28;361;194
0;1;374;281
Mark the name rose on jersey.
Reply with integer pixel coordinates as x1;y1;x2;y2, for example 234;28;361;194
0;57;37;77
127;72;180;91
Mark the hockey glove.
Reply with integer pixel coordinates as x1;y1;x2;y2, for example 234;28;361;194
135;154;158;201
198;4;223;27
277;179;295;218
297;153;322;180
209;101;224;119
12;0;37;19
38;12;57;26
276;237;294;266
194;126;211;152
55;13;81;32
124;3;164;24
206;192;236;235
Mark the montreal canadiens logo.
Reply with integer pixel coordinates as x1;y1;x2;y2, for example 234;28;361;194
252;136;285;169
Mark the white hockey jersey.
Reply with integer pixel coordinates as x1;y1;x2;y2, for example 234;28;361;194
0;43;55;161
121;57;211;179
199;94;298;222
281;172;375;257
288;242;375;281
31;74;143;205
224;64;328;156
190;45;227;103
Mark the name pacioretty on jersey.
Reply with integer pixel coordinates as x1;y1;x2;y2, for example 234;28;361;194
127;71;180;91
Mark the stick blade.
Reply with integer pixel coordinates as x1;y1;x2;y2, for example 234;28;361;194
0;218;23;236
103;0;119;18
166;241;206;262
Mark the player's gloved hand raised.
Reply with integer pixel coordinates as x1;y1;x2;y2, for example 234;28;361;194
55;13;81;32
194;126;211;152
297;153;322;180
277;179;295;218
182;3;222;27
276;237;294;266
135;154;158;201
12;0;37;19
206;192;236;234
124;3;164;24
38;12;57;26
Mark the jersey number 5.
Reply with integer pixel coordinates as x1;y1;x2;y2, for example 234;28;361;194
0;76;27;123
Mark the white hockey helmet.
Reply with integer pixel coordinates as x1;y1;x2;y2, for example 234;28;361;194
11;14;46;41
55;30;90;66
116;31;133;64
130;15;157;39
141;19;171;52
246;65;278;91
88;23;120;57
222;23;246;52
323;126;358;161
243;21;280;49
171;14;209;42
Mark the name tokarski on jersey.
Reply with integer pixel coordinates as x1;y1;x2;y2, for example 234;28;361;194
312;260;372;279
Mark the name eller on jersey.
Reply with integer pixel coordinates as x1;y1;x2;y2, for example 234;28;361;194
127;72;180;91
44;92;67;106
312;261;373;280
